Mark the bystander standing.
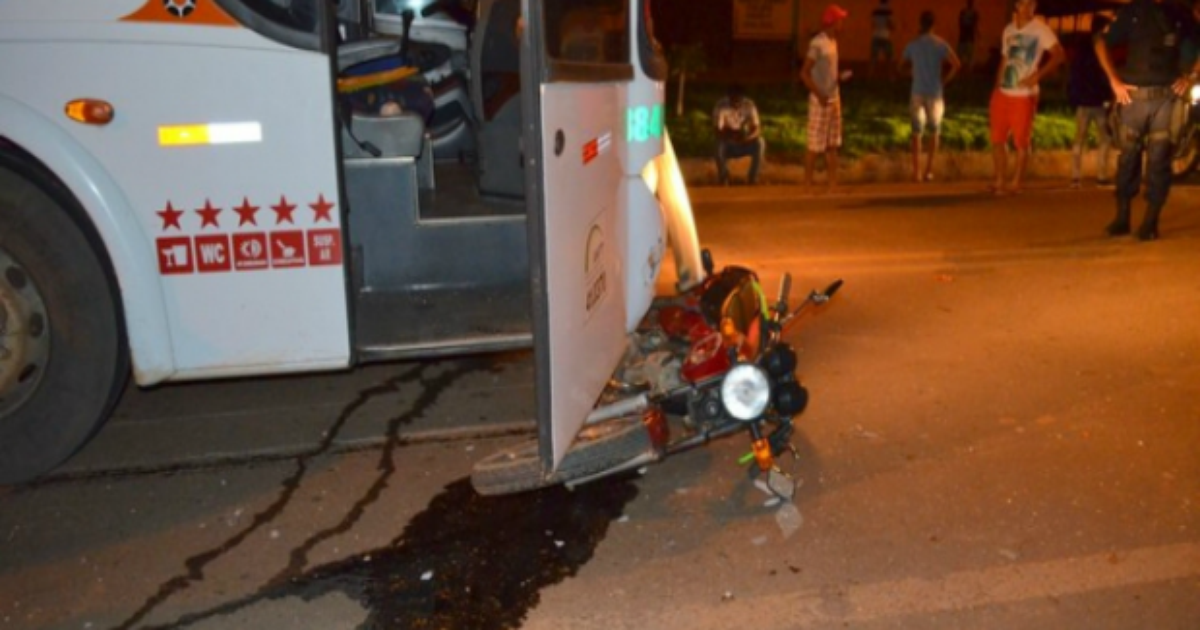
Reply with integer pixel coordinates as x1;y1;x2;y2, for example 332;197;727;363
988;0;1064;196
1096;0;1200;241
801;4;849;191
900;10;961;182
1067;16;1113;188
957;0;980;71
869;0;895;80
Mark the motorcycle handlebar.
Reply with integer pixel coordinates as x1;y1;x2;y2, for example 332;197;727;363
775;273;792;318
823;279;844;301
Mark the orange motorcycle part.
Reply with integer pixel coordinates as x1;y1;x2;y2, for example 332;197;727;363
681;331;731;383
751;437;774;472
642;408;670;450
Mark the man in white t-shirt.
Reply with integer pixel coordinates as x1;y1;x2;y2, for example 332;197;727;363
988;0;1065;195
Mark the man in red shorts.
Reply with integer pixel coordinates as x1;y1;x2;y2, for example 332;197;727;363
989;0;1065;195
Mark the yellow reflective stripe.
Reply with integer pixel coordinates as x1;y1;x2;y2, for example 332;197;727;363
159;124;209;146
158;123;262;147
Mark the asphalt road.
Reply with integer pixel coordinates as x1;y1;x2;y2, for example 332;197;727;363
2;181;1198;630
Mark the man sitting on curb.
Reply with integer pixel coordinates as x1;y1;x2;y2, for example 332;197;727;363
713;84;766;185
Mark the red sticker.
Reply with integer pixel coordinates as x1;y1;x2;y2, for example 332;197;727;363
156;237;194;275
307;229;343;267
582;138;599;165
233;233;269;271
194;234;232;273
270;231;306;268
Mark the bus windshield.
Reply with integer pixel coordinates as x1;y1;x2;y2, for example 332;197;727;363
216;0;323;49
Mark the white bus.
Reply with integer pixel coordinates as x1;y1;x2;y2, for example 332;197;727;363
0;0;708;485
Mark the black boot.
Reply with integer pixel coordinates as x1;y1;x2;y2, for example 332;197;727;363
1106;200;1132;237
1137;206;1161;241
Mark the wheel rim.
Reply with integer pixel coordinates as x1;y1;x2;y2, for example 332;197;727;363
0;246;50;418
1173;136;1198;176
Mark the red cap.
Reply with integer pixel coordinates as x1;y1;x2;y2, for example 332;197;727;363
822;4;848;26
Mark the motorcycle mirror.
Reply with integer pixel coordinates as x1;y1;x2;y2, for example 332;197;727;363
701;249;715;277
809;279;844;305
821;279;844;301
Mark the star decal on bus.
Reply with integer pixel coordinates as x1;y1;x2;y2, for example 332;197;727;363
309;194;336;223
195;199;222;229
157;201;184;231
234;197;260;227
271;195;297;225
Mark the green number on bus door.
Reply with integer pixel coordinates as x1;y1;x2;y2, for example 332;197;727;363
627;106;649;143
649;105;663;139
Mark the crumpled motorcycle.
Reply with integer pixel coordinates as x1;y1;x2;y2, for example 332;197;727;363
1171;84;1200;180
472;253;841;499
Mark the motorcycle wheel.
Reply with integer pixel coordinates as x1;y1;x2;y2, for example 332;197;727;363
1171;133;1199;181
471;417;652;496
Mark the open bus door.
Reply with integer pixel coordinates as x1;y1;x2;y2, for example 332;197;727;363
521;0;642;475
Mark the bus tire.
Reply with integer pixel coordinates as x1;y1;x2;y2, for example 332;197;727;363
471;417;652;496
0;159;127;485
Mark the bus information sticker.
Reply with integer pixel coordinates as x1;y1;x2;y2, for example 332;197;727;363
156;237;194;275
270;231;306;269
307;229;342;266
152;194;341;276
233;233;269;271
194;234;232;273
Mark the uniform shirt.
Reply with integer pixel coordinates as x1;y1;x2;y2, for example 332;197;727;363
999;18;1060;96
904;33;953;98
807;31;840;99
713;97;760;137
871;4;893;41
1103;0;1199;87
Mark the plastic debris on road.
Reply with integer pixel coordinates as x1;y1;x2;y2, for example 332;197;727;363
775;503;803;539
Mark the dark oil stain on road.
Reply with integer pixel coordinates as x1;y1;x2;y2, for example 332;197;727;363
156;477;638;630
289;477;638;629
115;353;637;630
113;361;474;630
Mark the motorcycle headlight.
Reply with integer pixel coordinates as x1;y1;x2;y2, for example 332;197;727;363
720;363;771;421
1191;83;1200;105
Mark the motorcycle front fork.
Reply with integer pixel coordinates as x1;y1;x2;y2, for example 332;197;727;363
742;420;799;500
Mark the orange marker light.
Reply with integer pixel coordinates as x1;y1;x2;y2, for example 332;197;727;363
65;99;114;126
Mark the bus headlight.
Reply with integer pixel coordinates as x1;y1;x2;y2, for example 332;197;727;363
720;363;771;421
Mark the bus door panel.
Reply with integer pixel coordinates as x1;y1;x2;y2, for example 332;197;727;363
527;0;636;472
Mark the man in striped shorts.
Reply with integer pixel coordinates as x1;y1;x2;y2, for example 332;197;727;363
802;4;849;190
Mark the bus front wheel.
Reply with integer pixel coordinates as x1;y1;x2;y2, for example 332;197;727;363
0;158;127;485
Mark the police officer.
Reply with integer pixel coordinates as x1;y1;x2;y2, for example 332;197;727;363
1096;0;1200;241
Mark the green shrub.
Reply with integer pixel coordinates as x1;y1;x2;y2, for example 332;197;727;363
669;78;1079;160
